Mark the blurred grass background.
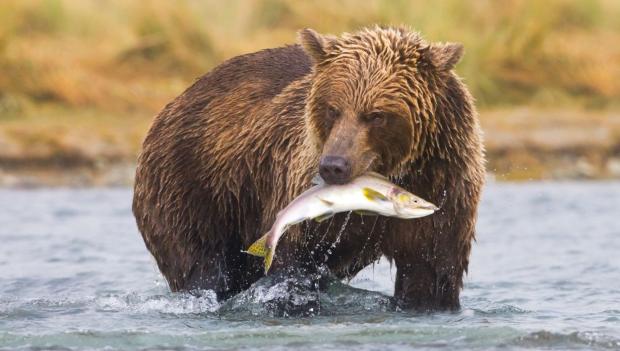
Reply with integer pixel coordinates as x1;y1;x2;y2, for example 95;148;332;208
1;0;620;185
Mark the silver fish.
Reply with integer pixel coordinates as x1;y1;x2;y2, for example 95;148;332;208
243;172;438;273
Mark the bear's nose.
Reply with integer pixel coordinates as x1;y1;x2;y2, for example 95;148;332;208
319;156;352;184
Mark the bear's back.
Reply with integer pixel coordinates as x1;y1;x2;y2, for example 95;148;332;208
181;44;313;109
136;44;314;182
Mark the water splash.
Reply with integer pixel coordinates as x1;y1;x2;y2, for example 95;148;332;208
95;290;220;315
219;271;394;318
323;211;352;263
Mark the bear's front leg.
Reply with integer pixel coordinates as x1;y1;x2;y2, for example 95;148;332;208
392;255;461;311
385;214;472;312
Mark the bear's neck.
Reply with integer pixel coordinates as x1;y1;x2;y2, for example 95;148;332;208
391;72;484;204
413;73;481;170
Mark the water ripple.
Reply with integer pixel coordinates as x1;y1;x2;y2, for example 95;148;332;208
0;184;619;350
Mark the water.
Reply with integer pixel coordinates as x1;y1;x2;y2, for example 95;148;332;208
0;182;619;350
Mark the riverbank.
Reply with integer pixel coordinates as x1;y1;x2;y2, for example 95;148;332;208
1;106;618;187
2;0;620;187
484;108;620;181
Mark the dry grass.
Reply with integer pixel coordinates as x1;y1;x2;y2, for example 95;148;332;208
1;0;619;114
1;0;620;183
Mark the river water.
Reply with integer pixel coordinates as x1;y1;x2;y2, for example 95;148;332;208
0;182;619;350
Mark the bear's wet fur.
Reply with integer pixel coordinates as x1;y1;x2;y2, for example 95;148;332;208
133;26;485;311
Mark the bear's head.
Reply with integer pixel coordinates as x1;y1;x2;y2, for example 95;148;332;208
301;26;464;184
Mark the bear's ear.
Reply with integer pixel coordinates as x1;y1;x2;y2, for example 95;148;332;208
425;42;464;71
298;28;333;63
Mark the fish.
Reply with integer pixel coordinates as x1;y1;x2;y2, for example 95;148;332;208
243;172;439;274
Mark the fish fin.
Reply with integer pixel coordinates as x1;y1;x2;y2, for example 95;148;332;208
264;249;274;274
366;171;389;180
354;210;379;216
245;232;277;274
318;197;334;206
314;212;335;222
362;187;389;202
311;174;325;185
244;232;270;257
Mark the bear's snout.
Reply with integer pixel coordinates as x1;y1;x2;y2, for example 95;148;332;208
319;155;352;184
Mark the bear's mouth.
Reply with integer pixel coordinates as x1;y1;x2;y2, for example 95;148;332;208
360;154;379;176
352;154;382;183
318;150;379;185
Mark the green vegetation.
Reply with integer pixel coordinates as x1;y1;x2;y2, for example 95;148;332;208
1;0;619;184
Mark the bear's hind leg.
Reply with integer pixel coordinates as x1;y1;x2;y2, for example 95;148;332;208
185;243;261;301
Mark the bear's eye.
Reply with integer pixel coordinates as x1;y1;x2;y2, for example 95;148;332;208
363;112;386;127
326;105;341;120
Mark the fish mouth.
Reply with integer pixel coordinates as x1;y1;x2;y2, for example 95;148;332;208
399;202;439;218
424;203;440;211
406;208;436;218
420;202;439;213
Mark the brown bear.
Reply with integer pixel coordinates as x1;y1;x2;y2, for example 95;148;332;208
132;26;485;311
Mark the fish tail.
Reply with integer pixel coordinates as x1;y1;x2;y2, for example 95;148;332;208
244;231;276;274
264;248;274;274
244;232;271;257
